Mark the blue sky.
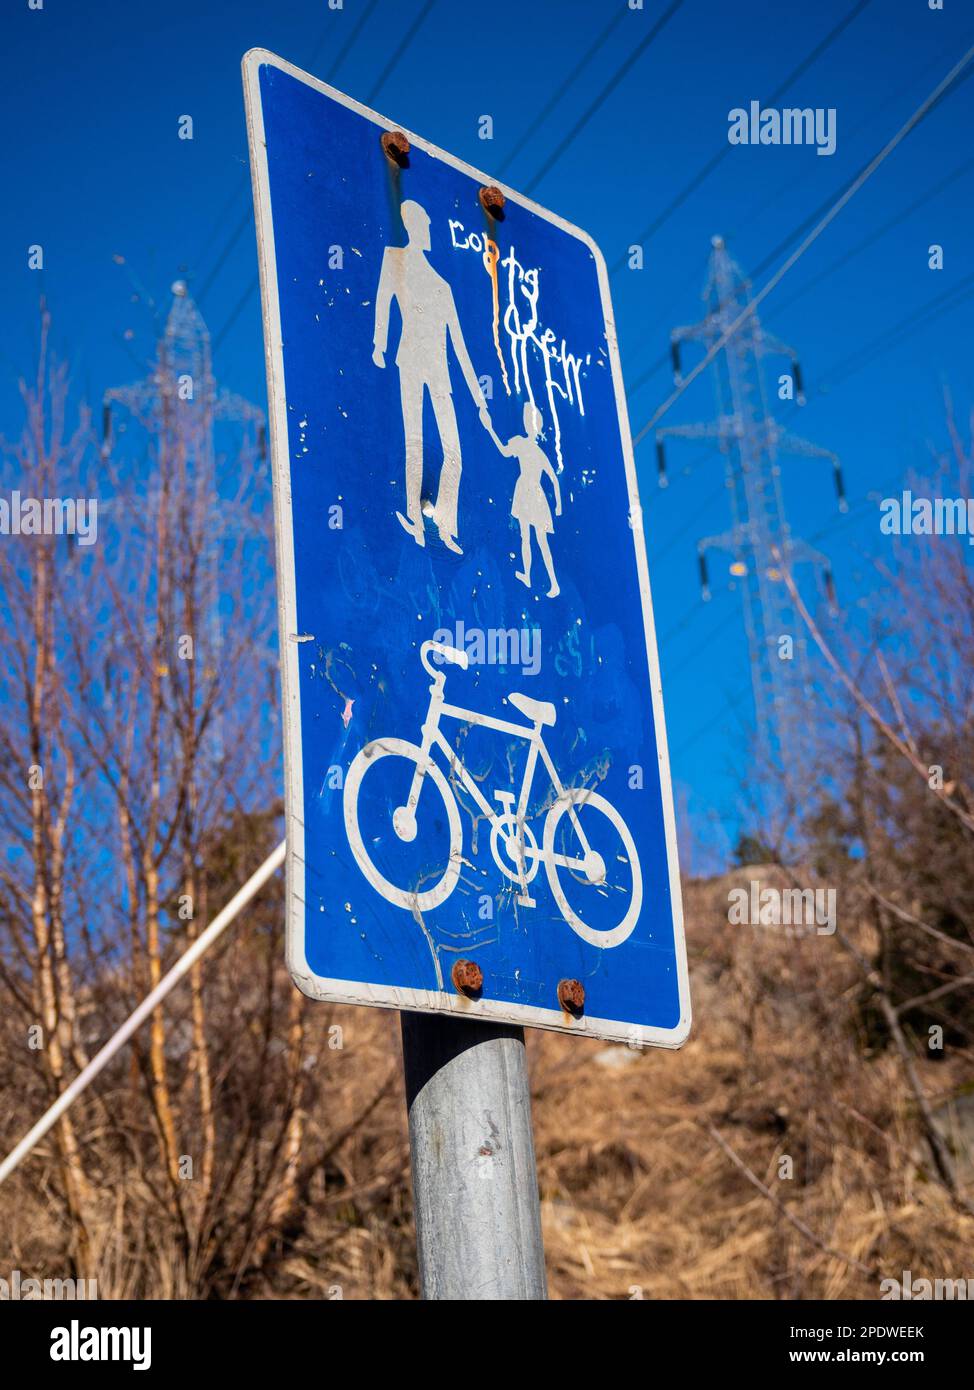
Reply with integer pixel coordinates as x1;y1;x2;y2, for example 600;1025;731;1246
4;0;973;865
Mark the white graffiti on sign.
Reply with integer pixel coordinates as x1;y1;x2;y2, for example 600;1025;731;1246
449;218;591;472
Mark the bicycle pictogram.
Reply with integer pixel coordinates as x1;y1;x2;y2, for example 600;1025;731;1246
343;641;642;947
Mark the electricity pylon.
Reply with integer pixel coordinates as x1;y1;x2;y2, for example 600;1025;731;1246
104;277;265;486
102;280;268;750
655;236;845;776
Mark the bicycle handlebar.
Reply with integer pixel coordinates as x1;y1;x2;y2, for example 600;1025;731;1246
421;640;470;675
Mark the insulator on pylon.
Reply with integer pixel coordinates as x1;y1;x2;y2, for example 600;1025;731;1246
102;403;111;443
833;460;848;512
670;339;682;384
656;438;667;488
824;567;837;611
257;422;267;462
698;549;711;602
791;359;805;405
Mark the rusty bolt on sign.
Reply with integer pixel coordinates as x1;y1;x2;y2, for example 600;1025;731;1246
451;958;484;998
557;979;585;1016
380;130;410;165
479;184;506;219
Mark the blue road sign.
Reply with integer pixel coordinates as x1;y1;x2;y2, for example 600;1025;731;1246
245;50;690;1046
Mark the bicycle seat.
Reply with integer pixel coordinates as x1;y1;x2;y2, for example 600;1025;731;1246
508;692;556;727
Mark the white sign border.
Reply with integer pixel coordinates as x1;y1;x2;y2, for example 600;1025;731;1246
243;47;691;1048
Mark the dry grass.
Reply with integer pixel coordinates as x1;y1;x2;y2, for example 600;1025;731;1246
2;867;971;1300
529;870;973;1300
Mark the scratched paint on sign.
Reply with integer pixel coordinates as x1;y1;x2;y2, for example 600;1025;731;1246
245;50;690;1046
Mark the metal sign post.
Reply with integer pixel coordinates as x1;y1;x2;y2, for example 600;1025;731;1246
244;48;690;1298
401;1013;546;1300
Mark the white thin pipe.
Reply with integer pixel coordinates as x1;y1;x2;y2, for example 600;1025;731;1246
0;839;286;1188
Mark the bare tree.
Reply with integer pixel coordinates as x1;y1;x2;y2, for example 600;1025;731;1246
781;400;974;1213
0;308;340;1293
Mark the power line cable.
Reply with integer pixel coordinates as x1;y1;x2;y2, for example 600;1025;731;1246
609;0;876;275
521;0;685;196
725;27;974;251
655;467;912;712
646;456;725;566
812;272;974;395
764;151;974;321
630;143;972;411
664;607;738;680
212;0;439;351
366;0;438;104
310;0;380;75
624;31;974;407
657;590;723;650
212;279;258;353
197;209;252;304
632;41;974;443
623;4;927;408
627;345;671;400
214;0;669;348
495;5;628;179
629;141;974;411
766;271;974;428
635;283;974;684
671;684;751;761
750;62;974;281
194;182;253;292
196;0;382;297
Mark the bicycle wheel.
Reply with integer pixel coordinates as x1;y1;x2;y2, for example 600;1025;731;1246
343;738;462;912
543;788;642;947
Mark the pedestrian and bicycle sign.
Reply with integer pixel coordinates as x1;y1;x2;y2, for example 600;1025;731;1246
244;49;690;1046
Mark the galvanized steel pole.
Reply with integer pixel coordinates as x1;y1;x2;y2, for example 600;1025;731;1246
400;1013;547;1300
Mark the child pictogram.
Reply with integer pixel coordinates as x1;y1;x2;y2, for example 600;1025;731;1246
485;402;562;598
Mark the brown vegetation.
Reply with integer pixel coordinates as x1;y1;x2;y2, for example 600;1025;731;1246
0;327;971;1299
